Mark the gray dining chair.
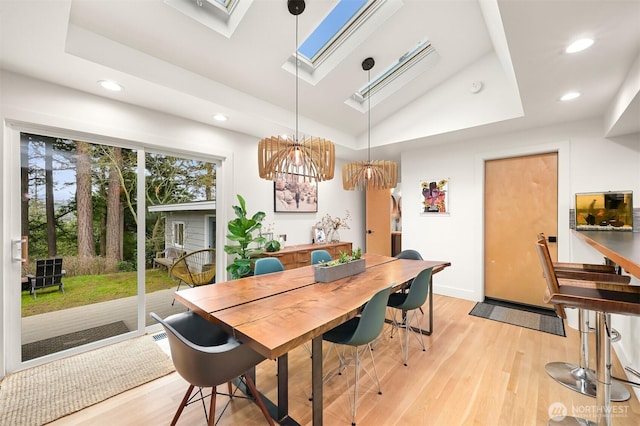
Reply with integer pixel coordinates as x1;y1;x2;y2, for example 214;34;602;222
311;249;332;265
149;311;274;426
322;285;392;426
254;257;284;275
386;267;433;366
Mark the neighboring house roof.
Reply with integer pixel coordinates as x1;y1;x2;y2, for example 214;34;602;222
148;201;216;213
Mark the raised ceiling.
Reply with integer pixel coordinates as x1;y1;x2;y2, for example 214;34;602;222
1;0;638;161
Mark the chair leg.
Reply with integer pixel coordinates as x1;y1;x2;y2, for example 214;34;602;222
545;309;630;401
172;280;186;306
303;342;312;357
346;344;382;426
548;312;615;426
391;309;426;366
406;310;426;364
352;346;361;426
208;386;217;426
322;343;383;425
242;373;275;426
227;381;233;397
171;384;195;426
365;344;383;395
595;312;613;426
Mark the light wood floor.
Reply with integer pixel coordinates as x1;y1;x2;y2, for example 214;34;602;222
49;295;639;425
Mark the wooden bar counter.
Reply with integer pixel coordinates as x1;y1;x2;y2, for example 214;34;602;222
572;230;640;278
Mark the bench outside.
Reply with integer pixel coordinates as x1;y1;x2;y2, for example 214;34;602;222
153;247;186;270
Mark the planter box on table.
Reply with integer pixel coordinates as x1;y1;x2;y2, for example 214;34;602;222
314;258;366;283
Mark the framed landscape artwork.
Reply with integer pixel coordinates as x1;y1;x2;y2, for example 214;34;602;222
274;174;318;213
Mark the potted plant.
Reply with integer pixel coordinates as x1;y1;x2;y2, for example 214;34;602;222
314;247;365;283
264;239;281;253
224;194;266;279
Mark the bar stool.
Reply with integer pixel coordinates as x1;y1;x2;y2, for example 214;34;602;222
536;240;640;425
537;235;631;402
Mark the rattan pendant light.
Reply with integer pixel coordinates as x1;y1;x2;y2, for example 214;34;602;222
342;57;397;191
258;0;335;183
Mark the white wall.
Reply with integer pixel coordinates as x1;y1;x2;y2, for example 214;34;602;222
401;117;640;396
2;69;638;390
0;71;364;376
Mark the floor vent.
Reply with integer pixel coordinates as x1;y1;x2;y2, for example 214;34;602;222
152;332;167;341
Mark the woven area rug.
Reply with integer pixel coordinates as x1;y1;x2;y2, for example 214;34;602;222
469;298;566;337
0;335;175;426
21;321;130;361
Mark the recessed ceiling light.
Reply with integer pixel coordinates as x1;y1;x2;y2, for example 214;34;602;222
565;38;594;54
213;114;228;122
98;80;123;92
560;92;581;101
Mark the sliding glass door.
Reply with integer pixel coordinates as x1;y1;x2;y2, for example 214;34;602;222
143;152;218;327
14;132;218;365
19;133;142;361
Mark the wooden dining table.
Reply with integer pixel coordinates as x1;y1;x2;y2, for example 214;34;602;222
173;253;451;426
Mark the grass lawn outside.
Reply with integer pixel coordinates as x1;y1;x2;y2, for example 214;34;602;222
21;269;177;317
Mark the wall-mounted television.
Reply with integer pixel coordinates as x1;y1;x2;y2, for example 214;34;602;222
575;191;633;231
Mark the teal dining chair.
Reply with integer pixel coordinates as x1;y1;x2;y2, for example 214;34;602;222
386;267;433;366
394;249;423;290
254;257;284;275
394;249;423;261
311;249;332;265
322;285;392;426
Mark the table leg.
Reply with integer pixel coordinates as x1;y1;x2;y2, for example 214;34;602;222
312;336;323;426
234;358;300;426
277;354;289;422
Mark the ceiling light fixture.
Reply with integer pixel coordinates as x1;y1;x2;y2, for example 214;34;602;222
213;113;228;121
560;92;581;101
98;80;123;92
257;0;335;183
565;38;594;54
342;57;397;191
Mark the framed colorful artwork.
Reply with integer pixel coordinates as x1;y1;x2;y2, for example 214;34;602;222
420;178;449;214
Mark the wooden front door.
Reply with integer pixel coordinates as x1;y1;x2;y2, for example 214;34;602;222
366;189;391;256
484;152;558;308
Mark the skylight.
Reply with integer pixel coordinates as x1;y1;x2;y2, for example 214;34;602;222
355;40;434;102
345;39;440;112
164;0;250;38
298;0;368;62
213;0;232;7
285;0;403;85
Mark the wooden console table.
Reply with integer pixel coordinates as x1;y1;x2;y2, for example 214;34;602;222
262;241;352;270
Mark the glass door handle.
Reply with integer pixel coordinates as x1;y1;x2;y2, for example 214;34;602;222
12;238;27;262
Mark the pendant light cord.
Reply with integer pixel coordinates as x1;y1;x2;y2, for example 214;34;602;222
295;14;299;144
367;68;371;164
